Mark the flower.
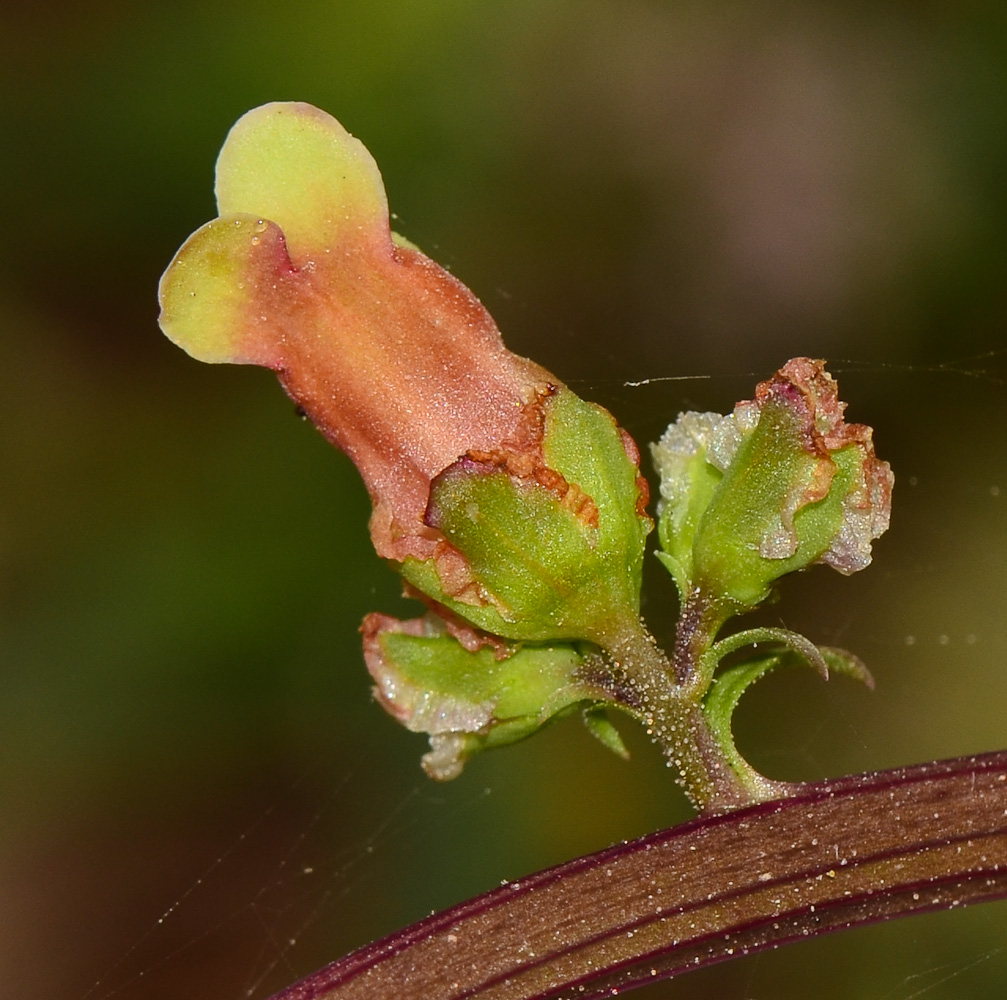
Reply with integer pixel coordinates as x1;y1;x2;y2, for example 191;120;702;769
158;102;651;645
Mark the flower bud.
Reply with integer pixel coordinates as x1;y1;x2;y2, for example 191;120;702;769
651;358;893;609
362;613;614;780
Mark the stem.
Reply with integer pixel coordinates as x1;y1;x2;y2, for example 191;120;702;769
650;697;759;813
268;751;1007;1000
601;615;754;812
669;588;727;688
665;592;767;810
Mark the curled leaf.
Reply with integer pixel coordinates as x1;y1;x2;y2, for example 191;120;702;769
703;642;874;799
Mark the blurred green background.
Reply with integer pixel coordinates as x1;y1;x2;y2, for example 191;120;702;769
1;2;1005;998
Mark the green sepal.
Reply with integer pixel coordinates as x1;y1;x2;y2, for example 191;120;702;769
403;389;651;646
406;469;609;640
694;419;864;607
364;615;621;779
542;390;652;598
650;412;724;600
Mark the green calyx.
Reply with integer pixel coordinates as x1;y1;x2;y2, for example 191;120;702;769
400;388;651;647
652;366;892;611
364;615;628;780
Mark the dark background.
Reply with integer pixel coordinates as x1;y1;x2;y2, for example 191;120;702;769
2;2;1005;998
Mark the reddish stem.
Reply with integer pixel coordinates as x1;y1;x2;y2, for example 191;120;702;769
270;751;1007;1000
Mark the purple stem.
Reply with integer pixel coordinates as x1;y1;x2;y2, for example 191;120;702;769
270;751;1007;1000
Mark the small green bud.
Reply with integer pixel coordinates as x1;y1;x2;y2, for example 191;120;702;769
362;613;618;779
652;359;893;609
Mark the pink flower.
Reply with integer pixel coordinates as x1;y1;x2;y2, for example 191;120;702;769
159;103;650;638
161;105;565;561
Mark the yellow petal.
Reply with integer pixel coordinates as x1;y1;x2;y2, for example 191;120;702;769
214;102;389;265
157;213;292;367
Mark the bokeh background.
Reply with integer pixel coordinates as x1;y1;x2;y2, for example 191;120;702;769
2;2;1006;998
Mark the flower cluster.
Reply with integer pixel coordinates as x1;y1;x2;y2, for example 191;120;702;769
159;103;892;810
